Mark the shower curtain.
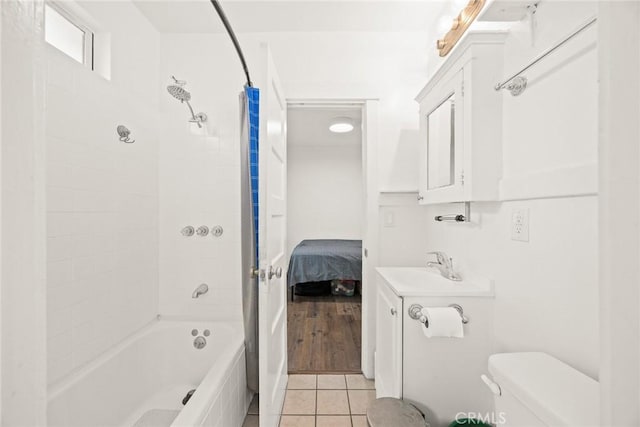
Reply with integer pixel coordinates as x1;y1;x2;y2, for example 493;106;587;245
240;86;260;392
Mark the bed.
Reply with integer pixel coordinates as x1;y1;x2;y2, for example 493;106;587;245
287;239;362;299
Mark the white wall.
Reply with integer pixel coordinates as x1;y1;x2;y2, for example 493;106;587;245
45;1;161;384
260;31;429;192
598;2;640;424
1;1;48;424
379;1;600;379
287;144;363;252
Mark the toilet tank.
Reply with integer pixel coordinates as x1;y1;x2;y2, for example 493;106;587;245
488;353;599;426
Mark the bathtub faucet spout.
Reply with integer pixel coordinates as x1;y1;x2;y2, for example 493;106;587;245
192;283;209;298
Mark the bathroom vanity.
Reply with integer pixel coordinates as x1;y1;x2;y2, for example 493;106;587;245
375;267;495;427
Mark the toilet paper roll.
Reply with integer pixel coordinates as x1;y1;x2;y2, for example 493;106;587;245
421;307;464;338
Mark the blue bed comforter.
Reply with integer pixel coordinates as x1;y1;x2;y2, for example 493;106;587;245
287;239;362;287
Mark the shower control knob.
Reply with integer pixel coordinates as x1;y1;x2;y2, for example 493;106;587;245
196;225;209;237
181;226;195;237
211;225;224;237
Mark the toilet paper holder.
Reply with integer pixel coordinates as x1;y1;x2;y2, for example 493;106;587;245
408;303;469;326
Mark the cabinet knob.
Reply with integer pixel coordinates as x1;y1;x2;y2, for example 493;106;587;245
417;195;424;201
390;308;397;316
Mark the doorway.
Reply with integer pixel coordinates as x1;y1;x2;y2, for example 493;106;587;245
285;103;364;374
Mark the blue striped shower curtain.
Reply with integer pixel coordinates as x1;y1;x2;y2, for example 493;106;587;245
240;86;260;392
247;87;260;261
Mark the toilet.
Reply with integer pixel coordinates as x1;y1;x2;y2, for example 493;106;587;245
368;352;599;427
486;352;599;426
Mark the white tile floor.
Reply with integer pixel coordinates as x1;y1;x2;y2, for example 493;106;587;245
242;374;375;427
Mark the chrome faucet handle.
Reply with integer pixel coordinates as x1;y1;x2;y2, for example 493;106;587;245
181;226;195;237
426;251;461;281
211;225;224;237
196;225;209;237
427;251;448;265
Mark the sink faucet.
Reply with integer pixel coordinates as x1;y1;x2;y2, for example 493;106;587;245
426;251;462;281
192;283;209;298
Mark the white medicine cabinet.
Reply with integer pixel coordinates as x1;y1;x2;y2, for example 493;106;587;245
416;32;507;205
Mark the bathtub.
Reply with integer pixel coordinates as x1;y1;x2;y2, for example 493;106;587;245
48;319;251;427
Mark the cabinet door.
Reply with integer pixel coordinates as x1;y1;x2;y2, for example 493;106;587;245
375;279;402;398
418;70;465;204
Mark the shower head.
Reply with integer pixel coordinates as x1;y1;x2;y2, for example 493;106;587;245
167;85;191;103
166;78;207;129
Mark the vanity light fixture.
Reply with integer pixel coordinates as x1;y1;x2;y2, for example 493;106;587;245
436;0;486;57
329;117;354;133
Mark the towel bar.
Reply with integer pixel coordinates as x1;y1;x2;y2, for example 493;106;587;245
494;16;597;96
434;202;470;223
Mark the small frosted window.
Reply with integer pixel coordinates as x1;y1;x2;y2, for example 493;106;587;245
45;4;88;64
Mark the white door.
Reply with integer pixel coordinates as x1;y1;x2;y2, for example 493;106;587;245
257;44;288;427
361;100;379;379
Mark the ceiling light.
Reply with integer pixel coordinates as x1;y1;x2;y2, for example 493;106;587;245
329;117;354;133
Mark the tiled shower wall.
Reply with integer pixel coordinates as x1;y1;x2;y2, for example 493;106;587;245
157;34;244;320
45;2;161;384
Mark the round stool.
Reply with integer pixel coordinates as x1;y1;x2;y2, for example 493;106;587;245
366;397;427;427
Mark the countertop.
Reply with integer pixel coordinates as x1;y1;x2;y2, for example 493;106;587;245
376;267;494;297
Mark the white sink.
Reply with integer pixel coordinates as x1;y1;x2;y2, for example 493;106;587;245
376;267;494;297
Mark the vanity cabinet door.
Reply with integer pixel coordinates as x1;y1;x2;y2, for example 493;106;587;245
418;70;465;204
375;278;403;398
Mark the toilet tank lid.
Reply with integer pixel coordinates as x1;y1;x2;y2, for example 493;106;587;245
488;352;599;427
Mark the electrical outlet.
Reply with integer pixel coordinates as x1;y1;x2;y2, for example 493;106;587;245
384;211;395;228
511;208;529;242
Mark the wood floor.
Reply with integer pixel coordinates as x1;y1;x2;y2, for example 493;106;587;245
287;292;362;374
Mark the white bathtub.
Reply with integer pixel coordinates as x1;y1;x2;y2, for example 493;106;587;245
48;319;251;427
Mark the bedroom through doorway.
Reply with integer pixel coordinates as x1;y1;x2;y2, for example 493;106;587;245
285;103;364;374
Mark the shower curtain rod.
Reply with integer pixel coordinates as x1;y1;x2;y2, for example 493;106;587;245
209;0;253;87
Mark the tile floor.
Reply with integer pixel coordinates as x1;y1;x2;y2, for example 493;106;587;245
242;374;376;427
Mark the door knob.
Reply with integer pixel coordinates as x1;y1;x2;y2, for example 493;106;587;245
268;266;283;279
251;267;266;280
